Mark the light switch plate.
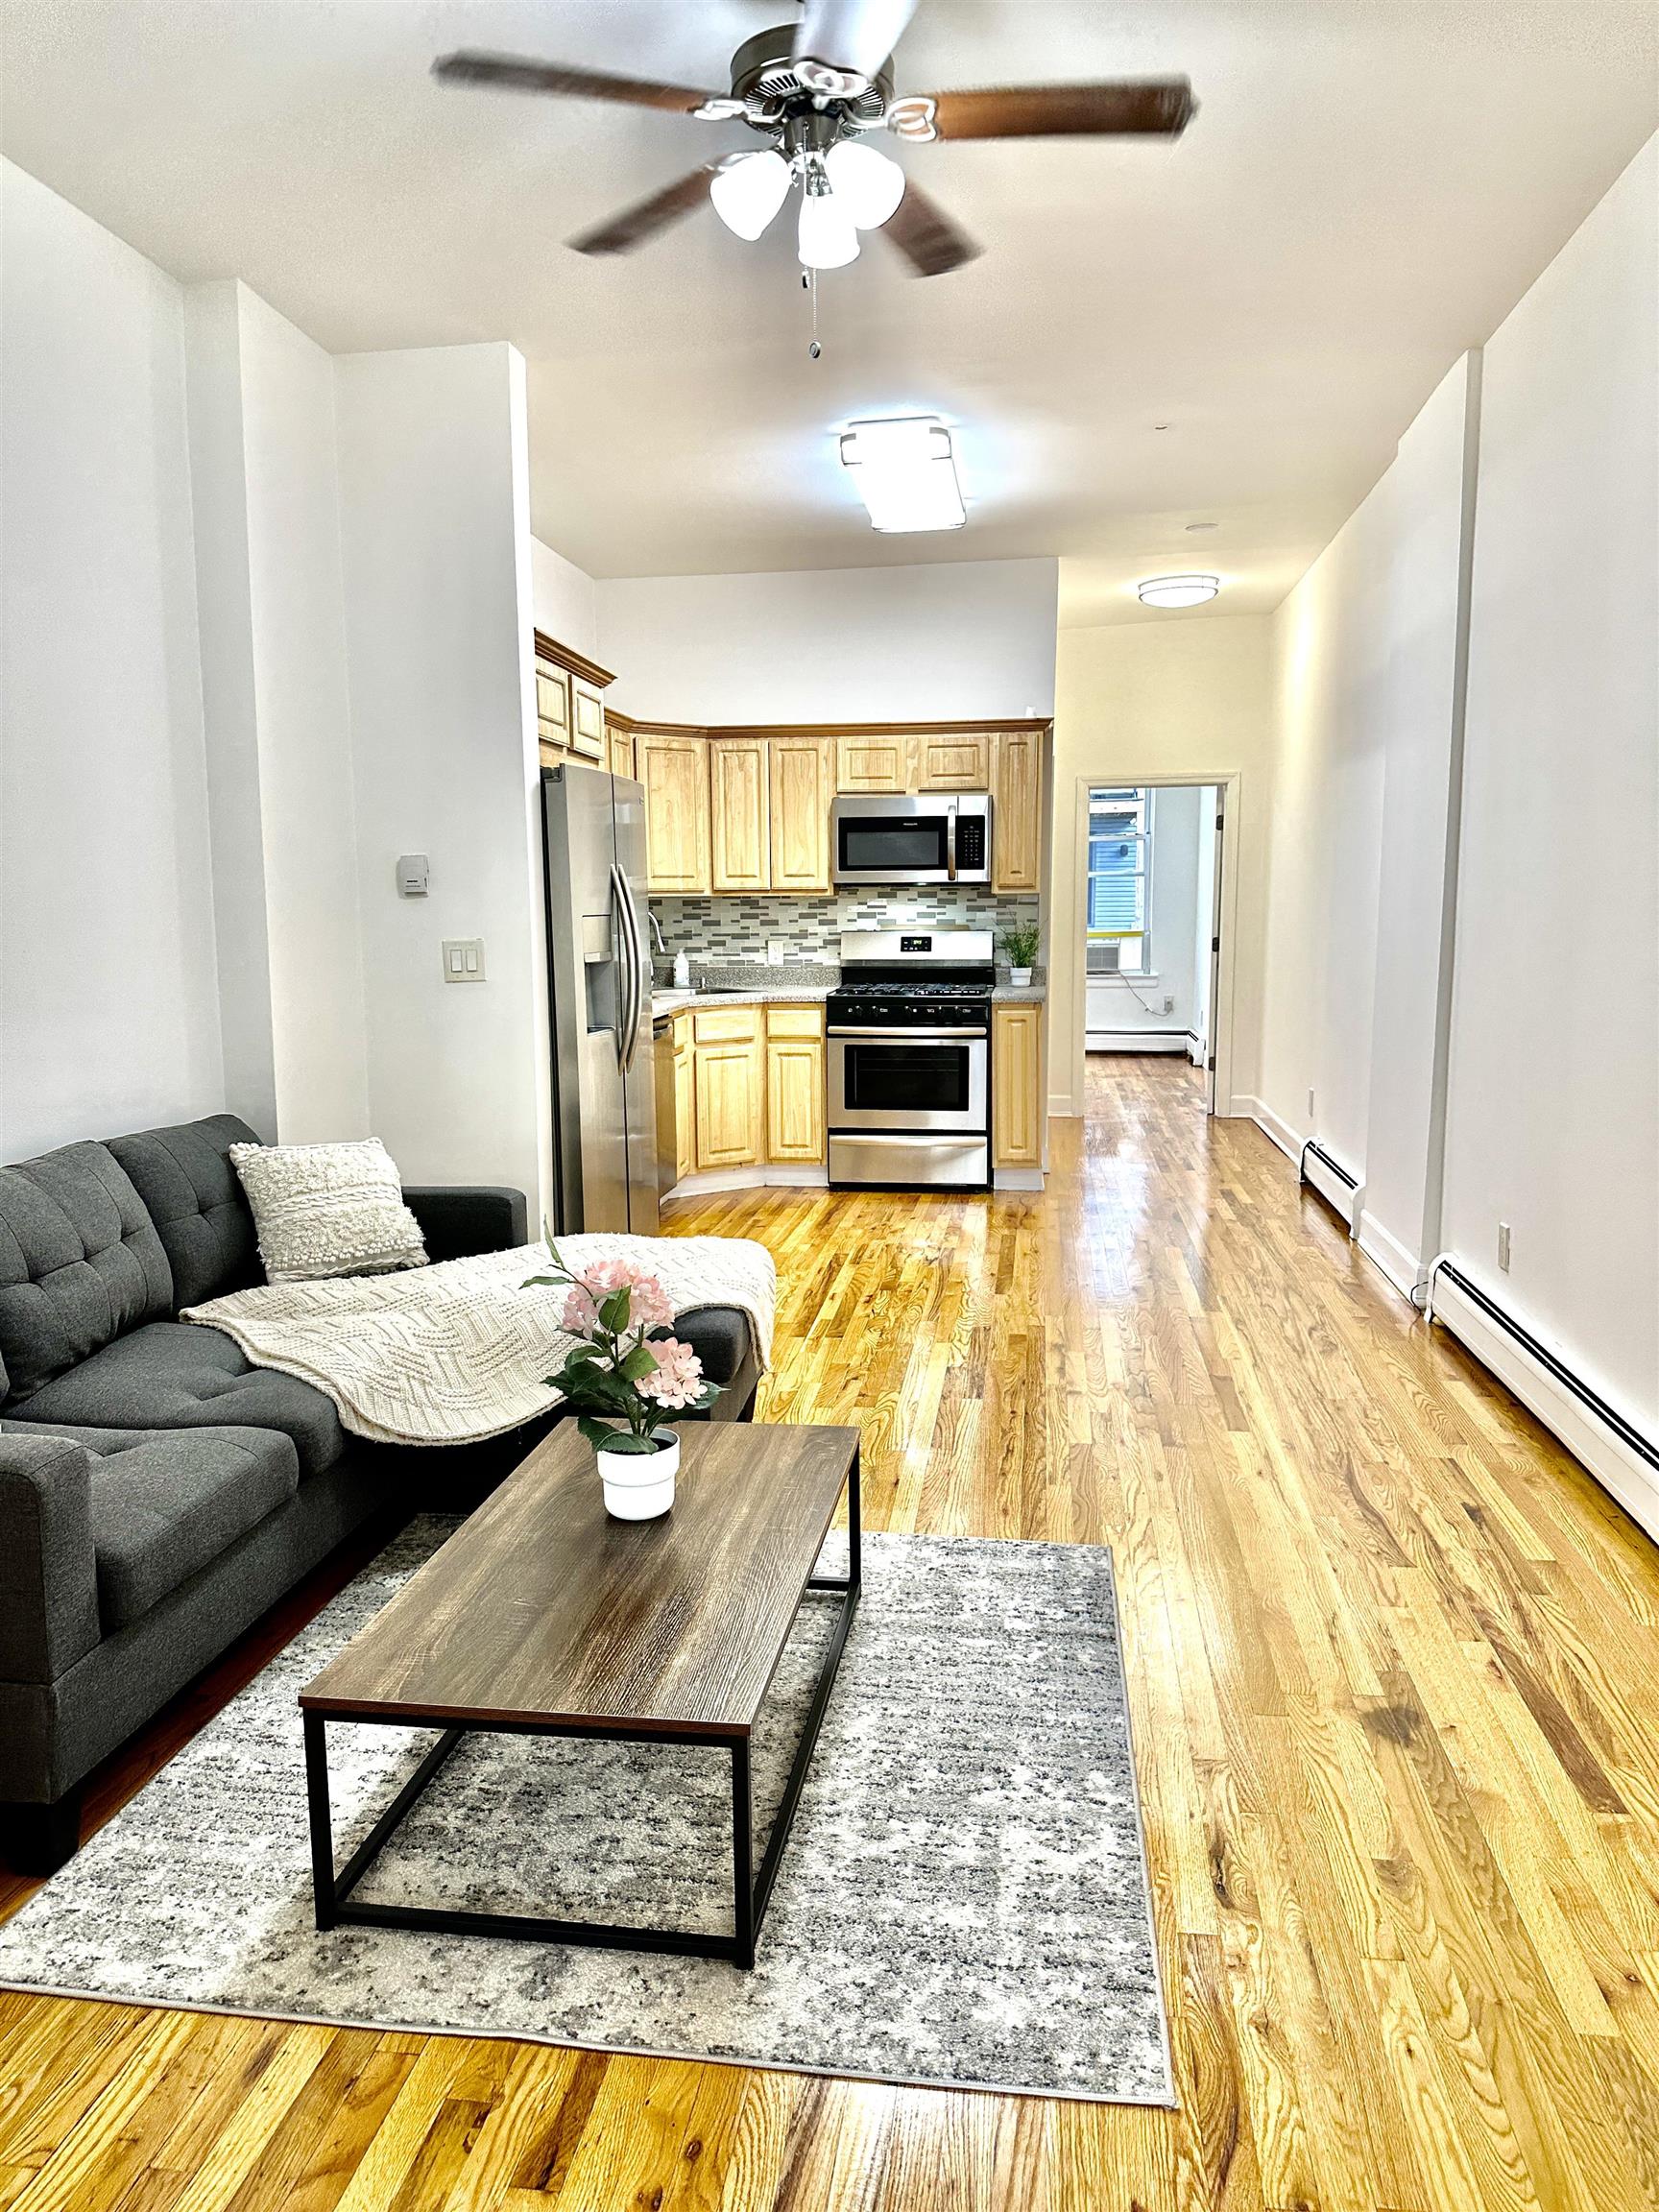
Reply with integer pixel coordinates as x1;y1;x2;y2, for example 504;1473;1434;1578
442;938;486;982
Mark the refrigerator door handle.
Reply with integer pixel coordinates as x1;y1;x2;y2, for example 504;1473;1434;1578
619;862;654;1070
610;864;637;1071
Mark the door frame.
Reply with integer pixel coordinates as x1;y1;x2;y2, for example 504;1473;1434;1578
1067;769;1244;1118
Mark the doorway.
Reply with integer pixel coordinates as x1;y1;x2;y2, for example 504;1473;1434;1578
1072;775;1236;1116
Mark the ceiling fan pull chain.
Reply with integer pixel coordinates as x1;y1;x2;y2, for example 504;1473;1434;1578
805;268;824;360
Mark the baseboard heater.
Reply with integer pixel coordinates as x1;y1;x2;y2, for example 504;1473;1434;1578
1298;1139;1360;1232
1427;1260;1659;1545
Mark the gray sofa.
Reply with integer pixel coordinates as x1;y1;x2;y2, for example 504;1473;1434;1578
0;1114;759;1874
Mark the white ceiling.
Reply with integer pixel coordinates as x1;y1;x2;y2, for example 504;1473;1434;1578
3;2;1653;623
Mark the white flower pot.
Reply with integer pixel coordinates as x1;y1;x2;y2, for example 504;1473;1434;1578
596;1429;680;1520
1009;967;1033;988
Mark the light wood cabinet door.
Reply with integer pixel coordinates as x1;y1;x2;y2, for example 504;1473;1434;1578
709;738;771;894
672;1015;694;1182
536;662;570;757
917;733;992;790
994;730;1044;892
638;735;710;895
765;1005;826;1165
836;734;912;793
769;736;833;894
694;1009;762;1170
608;725;637;781
993;1003;1044;1166
570;679;607;761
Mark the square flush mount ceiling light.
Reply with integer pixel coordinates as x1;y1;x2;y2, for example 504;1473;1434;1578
839;416;966;533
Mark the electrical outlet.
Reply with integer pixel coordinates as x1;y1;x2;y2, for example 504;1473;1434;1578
1498;1222;1511;1271
1162;995;1175;1015
767;938;789;966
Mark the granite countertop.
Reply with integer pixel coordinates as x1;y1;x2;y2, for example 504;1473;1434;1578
655;981;1044;1015
992;984;1047;1003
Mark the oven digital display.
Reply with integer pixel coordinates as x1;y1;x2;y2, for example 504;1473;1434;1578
900;936;931;952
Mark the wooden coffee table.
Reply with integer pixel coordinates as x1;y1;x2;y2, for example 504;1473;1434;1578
300;1421;860;1968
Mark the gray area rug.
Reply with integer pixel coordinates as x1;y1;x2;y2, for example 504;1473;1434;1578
0;1524;1173;2104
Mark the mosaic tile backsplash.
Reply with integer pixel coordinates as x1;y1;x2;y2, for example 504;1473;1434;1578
648;889;1041;969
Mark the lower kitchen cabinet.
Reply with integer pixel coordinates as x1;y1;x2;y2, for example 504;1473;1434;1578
671;1013;694;1183
993;1003;1044;1168
693;1006;763;1170
764;1005;826;1164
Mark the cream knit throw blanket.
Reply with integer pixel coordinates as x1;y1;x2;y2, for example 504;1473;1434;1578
181;1235;776;1448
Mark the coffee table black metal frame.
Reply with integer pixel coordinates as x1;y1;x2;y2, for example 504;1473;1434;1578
302;1450;859;1970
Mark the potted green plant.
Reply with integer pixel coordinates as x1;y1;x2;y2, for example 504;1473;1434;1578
523;1246;719;1518
1002;919;1041;990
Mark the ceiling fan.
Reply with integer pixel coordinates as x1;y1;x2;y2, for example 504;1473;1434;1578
432;0;1196;278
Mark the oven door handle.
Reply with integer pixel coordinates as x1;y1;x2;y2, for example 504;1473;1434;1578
829;1025;988;1042
946;802;958;881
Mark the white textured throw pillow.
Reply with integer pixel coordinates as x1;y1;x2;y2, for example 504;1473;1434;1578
229;1139;429;1285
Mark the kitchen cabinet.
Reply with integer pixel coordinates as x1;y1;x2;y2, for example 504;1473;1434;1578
535;660;571;764
765;1005;826;1165
916;733;992;791
836;734;911;793
709;738;771;894
638;733;711;895
608;724;637;781
672;1012;694;1182
769;736;833;894
994;730;1044;893
570;679;607;761
693;1006;763;1170
993;1003;1044;1167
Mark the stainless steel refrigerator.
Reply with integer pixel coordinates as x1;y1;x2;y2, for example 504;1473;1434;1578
541;760;660;1236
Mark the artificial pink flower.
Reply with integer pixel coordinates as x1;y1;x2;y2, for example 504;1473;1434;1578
571;1260;675;1334
636;1335;706;1408
560;1285;600;1334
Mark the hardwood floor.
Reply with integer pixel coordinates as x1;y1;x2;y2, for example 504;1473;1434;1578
6;1056;1659;2209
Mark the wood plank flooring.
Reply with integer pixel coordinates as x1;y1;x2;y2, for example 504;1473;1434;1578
6;1057;1659;2209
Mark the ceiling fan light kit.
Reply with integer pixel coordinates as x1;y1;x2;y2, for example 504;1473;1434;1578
840;416;965;533
432;0;1196;284
1138;573;1221;608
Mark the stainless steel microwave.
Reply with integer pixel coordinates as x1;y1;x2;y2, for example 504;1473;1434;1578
830;793;993;886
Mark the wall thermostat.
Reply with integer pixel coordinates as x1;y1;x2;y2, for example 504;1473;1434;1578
396;854;429;898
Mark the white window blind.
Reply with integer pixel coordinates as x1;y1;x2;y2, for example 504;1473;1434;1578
1087;787;1151;968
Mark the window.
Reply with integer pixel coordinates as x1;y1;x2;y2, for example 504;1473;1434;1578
1087;786;1152;972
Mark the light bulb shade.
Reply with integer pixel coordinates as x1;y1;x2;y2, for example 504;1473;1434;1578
709;150;791;241
839;416;966;533
798;185;860;269
824;139;906;228
1137;573;1220;608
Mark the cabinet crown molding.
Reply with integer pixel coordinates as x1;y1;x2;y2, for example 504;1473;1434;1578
533;630;616;691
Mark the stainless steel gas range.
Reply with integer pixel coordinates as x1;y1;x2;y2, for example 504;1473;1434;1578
827;930;994;1190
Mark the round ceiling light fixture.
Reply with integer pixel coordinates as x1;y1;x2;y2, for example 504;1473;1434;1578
1138;573;1220;609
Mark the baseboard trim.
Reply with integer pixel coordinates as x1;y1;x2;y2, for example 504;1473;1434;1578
1237;1095;1301;1164
663;1165;829;1200
1357;1210;1419;1301
1428;1263;1659;1546
993;1166;1046;1191
1086;1031;1190;1055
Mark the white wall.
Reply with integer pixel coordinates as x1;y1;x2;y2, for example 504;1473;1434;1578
1442;135;1658;1431
596;558;1059;725
531;537;598;663
1260;477;1392;1179
0;159;224;1160
334;343;547;1213
1192;794;1217;1059
1085;785;1206;1044
1052;617;1275;1117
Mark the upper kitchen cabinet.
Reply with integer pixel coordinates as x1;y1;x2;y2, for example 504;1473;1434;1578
534;633;616;773
916;733;992;791
836;734;910;793
769;735;833;894
709;737;771;894
608;722;637;781
637;732;711;894
994;729;1044;892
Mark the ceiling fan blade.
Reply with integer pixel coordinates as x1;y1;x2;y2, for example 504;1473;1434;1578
568;164;722;256
926;79;1196;140
880;180;980;277
433;50;722;114
793;0;917;83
